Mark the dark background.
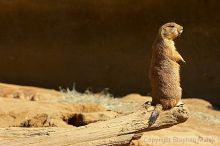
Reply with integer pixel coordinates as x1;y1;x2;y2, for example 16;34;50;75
0;0;219;105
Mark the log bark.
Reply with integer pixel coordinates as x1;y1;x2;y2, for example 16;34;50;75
0;105;189;146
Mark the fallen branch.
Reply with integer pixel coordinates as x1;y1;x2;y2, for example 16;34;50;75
0;105;189;146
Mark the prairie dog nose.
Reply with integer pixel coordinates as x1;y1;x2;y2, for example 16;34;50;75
179;28;183;34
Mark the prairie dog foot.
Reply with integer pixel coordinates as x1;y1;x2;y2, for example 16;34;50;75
142;101;156;112
148;104;162;127
142;101;152;109
176;101;184;107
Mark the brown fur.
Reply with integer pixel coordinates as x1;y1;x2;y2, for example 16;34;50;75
149;22;184;110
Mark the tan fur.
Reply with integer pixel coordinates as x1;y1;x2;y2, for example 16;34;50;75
149;22;184;110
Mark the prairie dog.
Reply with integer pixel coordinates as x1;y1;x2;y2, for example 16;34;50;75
149;22;184;111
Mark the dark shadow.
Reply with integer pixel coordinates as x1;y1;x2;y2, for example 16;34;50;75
63;114;87;127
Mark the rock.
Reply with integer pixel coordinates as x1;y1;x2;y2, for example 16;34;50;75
124;95;220;146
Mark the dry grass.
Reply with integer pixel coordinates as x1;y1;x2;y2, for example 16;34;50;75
59;87;138;113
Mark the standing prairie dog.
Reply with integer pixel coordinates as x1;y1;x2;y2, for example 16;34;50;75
149;22;184;111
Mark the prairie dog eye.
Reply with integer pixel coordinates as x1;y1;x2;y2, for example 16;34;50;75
168;25;175;28
169;27;177;33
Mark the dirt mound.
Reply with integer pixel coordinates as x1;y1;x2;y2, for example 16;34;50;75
0;97;117;128
0;83;62;101
0;83;118;128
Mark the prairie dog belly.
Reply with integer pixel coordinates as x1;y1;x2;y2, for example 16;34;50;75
151;59;181;109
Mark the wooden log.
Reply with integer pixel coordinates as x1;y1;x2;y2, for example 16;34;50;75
0;105;189;146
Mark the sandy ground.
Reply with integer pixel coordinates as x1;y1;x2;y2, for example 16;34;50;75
0;83;219;146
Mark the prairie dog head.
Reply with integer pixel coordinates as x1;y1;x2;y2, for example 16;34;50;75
159;22;183;40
